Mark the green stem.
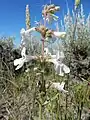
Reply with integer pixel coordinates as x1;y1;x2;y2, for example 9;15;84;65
56;94;60;120
42;39;44;58
65;96;68;120
60;106;63;120
51;102;53;120
39;101;42;120
77;102;83;120
38;67;45;120
77;105;81;120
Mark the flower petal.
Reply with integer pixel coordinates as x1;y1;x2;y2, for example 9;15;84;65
14;58;24;66
62;89;68;93
51;82;68;93
55;63;64;76
25;27;36;34
20;28;25;35
55;6;60;11
51;82;60;88
63;64;70;73
60;82;65;89
15;61;24;70
53;31;66;38
21;47;26;57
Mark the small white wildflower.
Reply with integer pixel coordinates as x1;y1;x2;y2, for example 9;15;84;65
34;67;38;71
51;82;68;93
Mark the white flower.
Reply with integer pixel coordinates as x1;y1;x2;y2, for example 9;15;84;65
20;27;36;47
20;27;36;41
21;47;26;57
20;28;25;35
14;47;36;70
21;27;35;35
55;6;60;10
34;67;38;71
43;13;59;24
51;82;68;93
49;51;70;76
53;31;66;39
56;51;65;61
14;58;25;70
54;63;70;76
42;4;60;23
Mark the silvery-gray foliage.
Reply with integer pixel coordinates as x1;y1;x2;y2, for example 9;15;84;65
20;30;42;55
0;37;15;73
63;5;90;81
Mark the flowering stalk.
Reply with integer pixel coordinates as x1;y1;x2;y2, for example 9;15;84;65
38;72;46;120
56;94;60;120
51;103;54;120
38;59;46;120
77;102;83;120
42;15;46;58
26;5;31;30
42;38;44;58
39;15;47;120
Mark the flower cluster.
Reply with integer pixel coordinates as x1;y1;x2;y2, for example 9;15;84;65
45;48;70;76
14;3;70;95
20;25;66;44
50;81;68;93
42;4;60;23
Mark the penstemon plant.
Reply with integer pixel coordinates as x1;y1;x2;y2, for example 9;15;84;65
12;0;89;120
13;2;70;119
